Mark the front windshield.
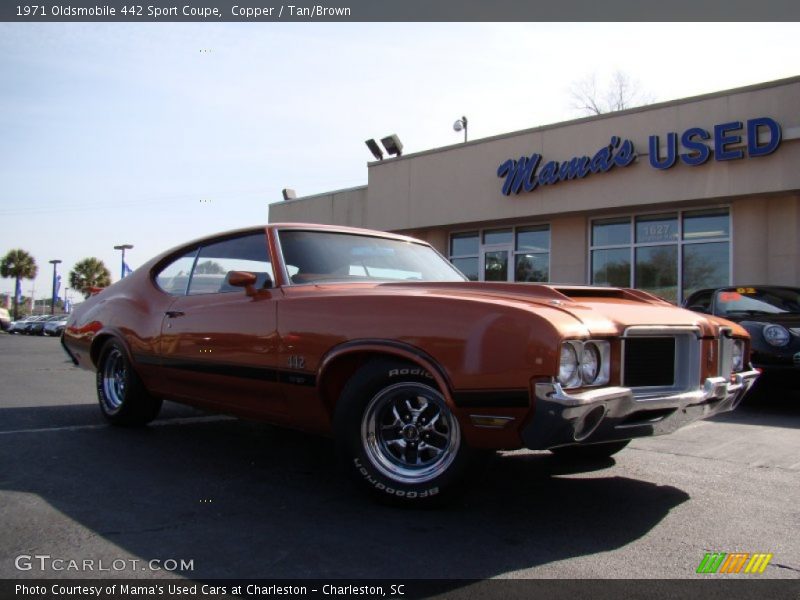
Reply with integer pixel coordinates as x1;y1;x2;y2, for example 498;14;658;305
279;230;467;284
714;287;800;316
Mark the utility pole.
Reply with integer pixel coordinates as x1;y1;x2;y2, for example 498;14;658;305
49;259;62;315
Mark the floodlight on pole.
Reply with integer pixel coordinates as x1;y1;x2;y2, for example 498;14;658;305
453;116;468;143
380;134;403;157
365;139;384;161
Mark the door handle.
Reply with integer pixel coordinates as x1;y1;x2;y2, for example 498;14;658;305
165;311;185;318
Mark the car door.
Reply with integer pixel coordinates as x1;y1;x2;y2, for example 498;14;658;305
157;231;286;416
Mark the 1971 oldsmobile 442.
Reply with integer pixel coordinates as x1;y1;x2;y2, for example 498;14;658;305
63;223;758;503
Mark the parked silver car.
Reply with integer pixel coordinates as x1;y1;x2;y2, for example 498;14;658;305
8;315;47;335
44;315;69;336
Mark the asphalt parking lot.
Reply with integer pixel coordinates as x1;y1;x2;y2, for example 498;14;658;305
1;334;798;583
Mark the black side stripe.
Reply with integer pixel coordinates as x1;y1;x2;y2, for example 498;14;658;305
133;354;316;387
452;390;530;408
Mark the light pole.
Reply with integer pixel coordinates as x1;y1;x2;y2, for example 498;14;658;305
49;259;62;315
64;287;70;313
114;244;133;279
453;116;468;143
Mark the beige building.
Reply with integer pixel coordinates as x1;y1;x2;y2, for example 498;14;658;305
269;76;800;303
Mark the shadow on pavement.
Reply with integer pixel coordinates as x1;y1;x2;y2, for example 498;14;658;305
2;404;689;581
711;384;800;430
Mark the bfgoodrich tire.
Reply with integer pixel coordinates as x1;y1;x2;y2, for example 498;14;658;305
549;440;630;460
334;360;471;505
96;340;162;426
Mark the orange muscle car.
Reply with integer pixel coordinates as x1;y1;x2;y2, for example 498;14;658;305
62;224;759;503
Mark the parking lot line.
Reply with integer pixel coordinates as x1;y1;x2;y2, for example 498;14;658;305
0;414;237;435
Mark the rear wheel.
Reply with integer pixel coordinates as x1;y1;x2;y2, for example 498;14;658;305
334;360;470;504
96;340;162;426
550;440;630;460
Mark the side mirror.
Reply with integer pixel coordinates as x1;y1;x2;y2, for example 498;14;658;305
227;271;259;297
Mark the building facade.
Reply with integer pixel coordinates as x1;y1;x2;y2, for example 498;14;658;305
269;76;800;303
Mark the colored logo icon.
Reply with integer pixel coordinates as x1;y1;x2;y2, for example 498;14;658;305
696;552;773;574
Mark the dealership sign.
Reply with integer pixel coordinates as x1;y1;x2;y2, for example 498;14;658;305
497;117;782;196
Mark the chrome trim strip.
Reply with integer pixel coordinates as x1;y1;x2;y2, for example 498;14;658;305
622;325;701;338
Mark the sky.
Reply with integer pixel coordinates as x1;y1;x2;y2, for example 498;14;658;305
1;22;799;303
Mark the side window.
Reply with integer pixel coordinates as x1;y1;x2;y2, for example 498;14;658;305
155;250;198;296
188;232;274;295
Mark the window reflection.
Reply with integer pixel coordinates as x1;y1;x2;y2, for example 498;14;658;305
635;245;678;302
452;257;479;281
636;214;678;243
484;251;508;281
592;248;630;287
450;232;479;256
515;254;549;282
592;218;631;246
683;209;730;240
483;229;512;245
516;226;549;252
683;242;729;301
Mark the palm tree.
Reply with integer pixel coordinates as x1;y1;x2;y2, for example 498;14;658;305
1;249;38;320
69;257;112;299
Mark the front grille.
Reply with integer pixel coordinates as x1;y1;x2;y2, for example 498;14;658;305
623;337;675;387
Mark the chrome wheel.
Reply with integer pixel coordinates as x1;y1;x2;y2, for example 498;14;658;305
101;348;127;412
361;382;460;484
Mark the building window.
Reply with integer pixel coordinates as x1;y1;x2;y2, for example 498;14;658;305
449;231;479;281
590;208;730;303
515;225;550;282
449;225;550;283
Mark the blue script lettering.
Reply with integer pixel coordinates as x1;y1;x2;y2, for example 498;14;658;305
497;138;637;195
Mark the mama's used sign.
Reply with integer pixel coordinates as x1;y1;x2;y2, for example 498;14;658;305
497;117;781;196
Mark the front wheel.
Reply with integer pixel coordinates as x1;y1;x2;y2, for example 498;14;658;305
549;440;630;461
334;360;471;504
96;340;162;426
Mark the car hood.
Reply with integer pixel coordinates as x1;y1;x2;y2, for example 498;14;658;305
370;282;736;338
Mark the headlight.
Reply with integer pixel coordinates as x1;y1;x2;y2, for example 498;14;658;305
731;340;745;372
558;343;579;387
558;340;610;388
763;324;790;347
580;343;601;384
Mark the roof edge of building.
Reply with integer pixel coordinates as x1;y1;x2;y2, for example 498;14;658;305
368;74;800;166
275;184;368;205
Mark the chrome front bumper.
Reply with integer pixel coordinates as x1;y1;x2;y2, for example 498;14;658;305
521;370;760;450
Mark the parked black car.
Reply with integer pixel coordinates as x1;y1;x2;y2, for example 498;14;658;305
684;286;800;389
